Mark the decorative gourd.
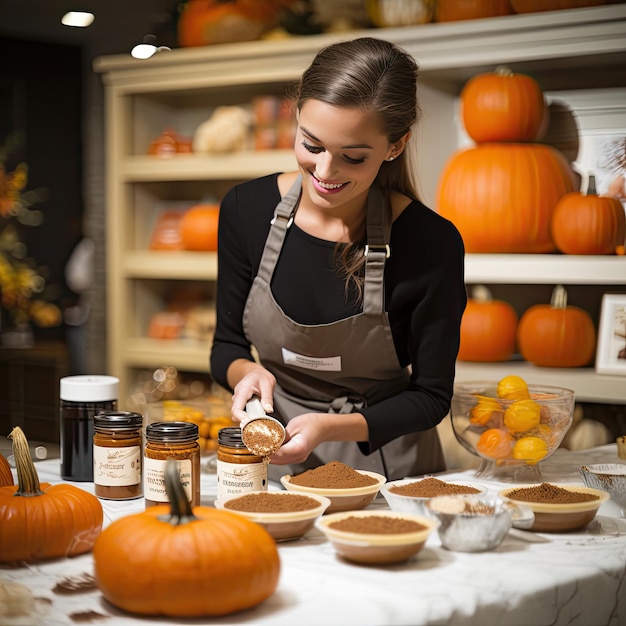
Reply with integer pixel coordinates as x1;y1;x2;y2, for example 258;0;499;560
93;460;280;617
0;427;103;563
511;0;609;13
517;285;596;367
551;174;626;255
180;203;220;251
367;0;434;26
0;452;12;487
437;143;576;252
435;0;513;22
177;0;286;47
458;286;518;362
461;67;547;143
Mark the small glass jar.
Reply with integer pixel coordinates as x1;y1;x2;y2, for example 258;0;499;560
60;375;119;482
93;411;143;500
144;421;200;508
216;427;267;503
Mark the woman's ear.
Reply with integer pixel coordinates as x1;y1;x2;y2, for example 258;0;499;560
386;131;411;161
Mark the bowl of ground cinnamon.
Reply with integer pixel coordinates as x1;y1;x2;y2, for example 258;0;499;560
380;477;487;515
316;510;438;564
499;482;609;532
280;461;386;514
215;491;331;541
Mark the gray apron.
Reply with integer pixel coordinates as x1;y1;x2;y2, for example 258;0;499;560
242;175;444;481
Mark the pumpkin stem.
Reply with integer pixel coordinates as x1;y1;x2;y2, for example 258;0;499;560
550;285;568;309
471;285;492;302
495;66;513;77
157;459;198;526
586;173;597;196
8;427;43;496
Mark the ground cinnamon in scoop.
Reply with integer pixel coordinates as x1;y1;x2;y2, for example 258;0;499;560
506;482;599;504
289;461;378;489
224;492;320;513
329;515;426;534
390;477;481;498
242;418;284;457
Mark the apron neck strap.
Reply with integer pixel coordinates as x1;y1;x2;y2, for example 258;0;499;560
363;184;391;315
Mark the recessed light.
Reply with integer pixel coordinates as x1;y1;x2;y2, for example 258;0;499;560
131;43;157;60
61;11;95;28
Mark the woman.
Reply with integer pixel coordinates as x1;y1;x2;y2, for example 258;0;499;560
210;37;466;480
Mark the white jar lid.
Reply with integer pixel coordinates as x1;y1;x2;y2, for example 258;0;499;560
60;375;119;402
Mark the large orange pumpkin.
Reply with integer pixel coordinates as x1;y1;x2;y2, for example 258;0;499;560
0;452;12;487
517;285;596;367
0;427;103;563
458;286;518;362
461;68;547;143
435;0;513;22
551;174;626;255
180;203;220;251
94;460;280;617
437;143;576;252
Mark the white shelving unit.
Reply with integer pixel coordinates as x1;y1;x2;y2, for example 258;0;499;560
95;5;626;407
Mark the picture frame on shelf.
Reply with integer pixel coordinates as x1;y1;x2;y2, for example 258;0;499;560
596;293;626;376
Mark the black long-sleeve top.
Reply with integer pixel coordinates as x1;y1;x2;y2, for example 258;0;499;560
210;173;467;454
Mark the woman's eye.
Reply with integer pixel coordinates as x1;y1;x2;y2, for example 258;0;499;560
302;141;323;154
344;155;365;165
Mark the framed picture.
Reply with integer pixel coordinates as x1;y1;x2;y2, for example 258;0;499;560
596;294;626;376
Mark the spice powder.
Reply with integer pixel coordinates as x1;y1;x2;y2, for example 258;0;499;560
290;460;377;489
506;482;599;504
390;477;481;498
224;492;320;513
242;418;284;456
329;515;426;534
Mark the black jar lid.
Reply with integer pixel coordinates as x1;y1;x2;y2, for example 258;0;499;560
94;411;143;430
145;421;199;442
217;426;246;448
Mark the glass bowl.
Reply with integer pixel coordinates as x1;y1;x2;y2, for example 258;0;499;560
579;464;626;518
450;381;574;483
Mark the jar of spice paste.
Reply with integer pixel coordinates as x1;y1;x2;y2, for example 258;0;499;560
60;375;119;482
216;427;267;503
144;421;200;508
93;411;143;500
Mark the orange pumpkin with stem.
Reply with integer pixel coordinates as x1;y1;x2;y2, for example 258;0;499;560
93;459;280;617
551;173;626;255
458;285;518;362
460;67;547;143
517;285;596;367
0;427;103;563
180;203;220;251
437;143;576;252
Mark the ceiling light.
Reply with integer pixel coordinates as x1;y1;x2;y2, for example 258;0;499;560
61;11;95;28
131;43;158;60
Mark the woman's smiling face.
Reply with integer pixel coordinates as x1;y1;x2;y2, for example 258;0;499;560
294;99;395;210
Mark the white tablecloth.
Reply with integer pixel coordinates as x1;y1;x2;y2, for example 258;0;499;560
2;445;625;626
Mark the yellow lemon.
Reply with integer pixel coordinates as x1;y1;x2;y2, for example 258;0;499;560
504;399;541;433
497;375;530;400
512;436;549;465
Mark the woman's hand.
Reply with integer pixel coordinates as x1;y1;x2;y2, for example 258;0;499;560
228;360;276;424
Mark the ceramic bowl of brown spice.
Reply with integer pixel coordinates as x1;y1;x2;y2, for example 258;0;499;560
215;491;331;541
280;461;386;514
316;510;438;565
499;482;609;532
380;476;487;516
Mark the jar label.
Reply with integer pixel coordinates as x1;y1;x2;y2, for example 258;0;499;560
93;445;141;486
216;460;268;501
144;457;192;503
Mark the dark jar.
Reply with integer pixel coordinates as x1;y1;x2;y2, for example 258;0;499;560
144;421;200;509
93;411;143;500
216;427;267;503
60;375;119;482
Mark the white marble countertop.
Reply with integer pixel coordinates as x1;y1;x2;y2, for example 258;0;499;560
2;445;625;626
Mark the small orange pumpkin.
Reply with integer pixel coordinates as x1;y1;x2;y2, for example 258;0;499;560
0;451;13;487
437;143;576;252
435;0;513;22
180;203;220;251
517;285;596;367
551;174;626;255
0;427;103;563
461;67;547;143
94;460;280;617
458;286;518;362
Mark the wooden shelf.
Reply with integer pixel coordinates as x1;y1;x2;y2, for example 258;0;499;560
124;251;217;280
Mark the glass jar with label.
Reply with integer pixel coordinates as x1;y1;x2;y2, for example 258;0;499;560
144;421;200;508
216;427;267;503
93;411;143;500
